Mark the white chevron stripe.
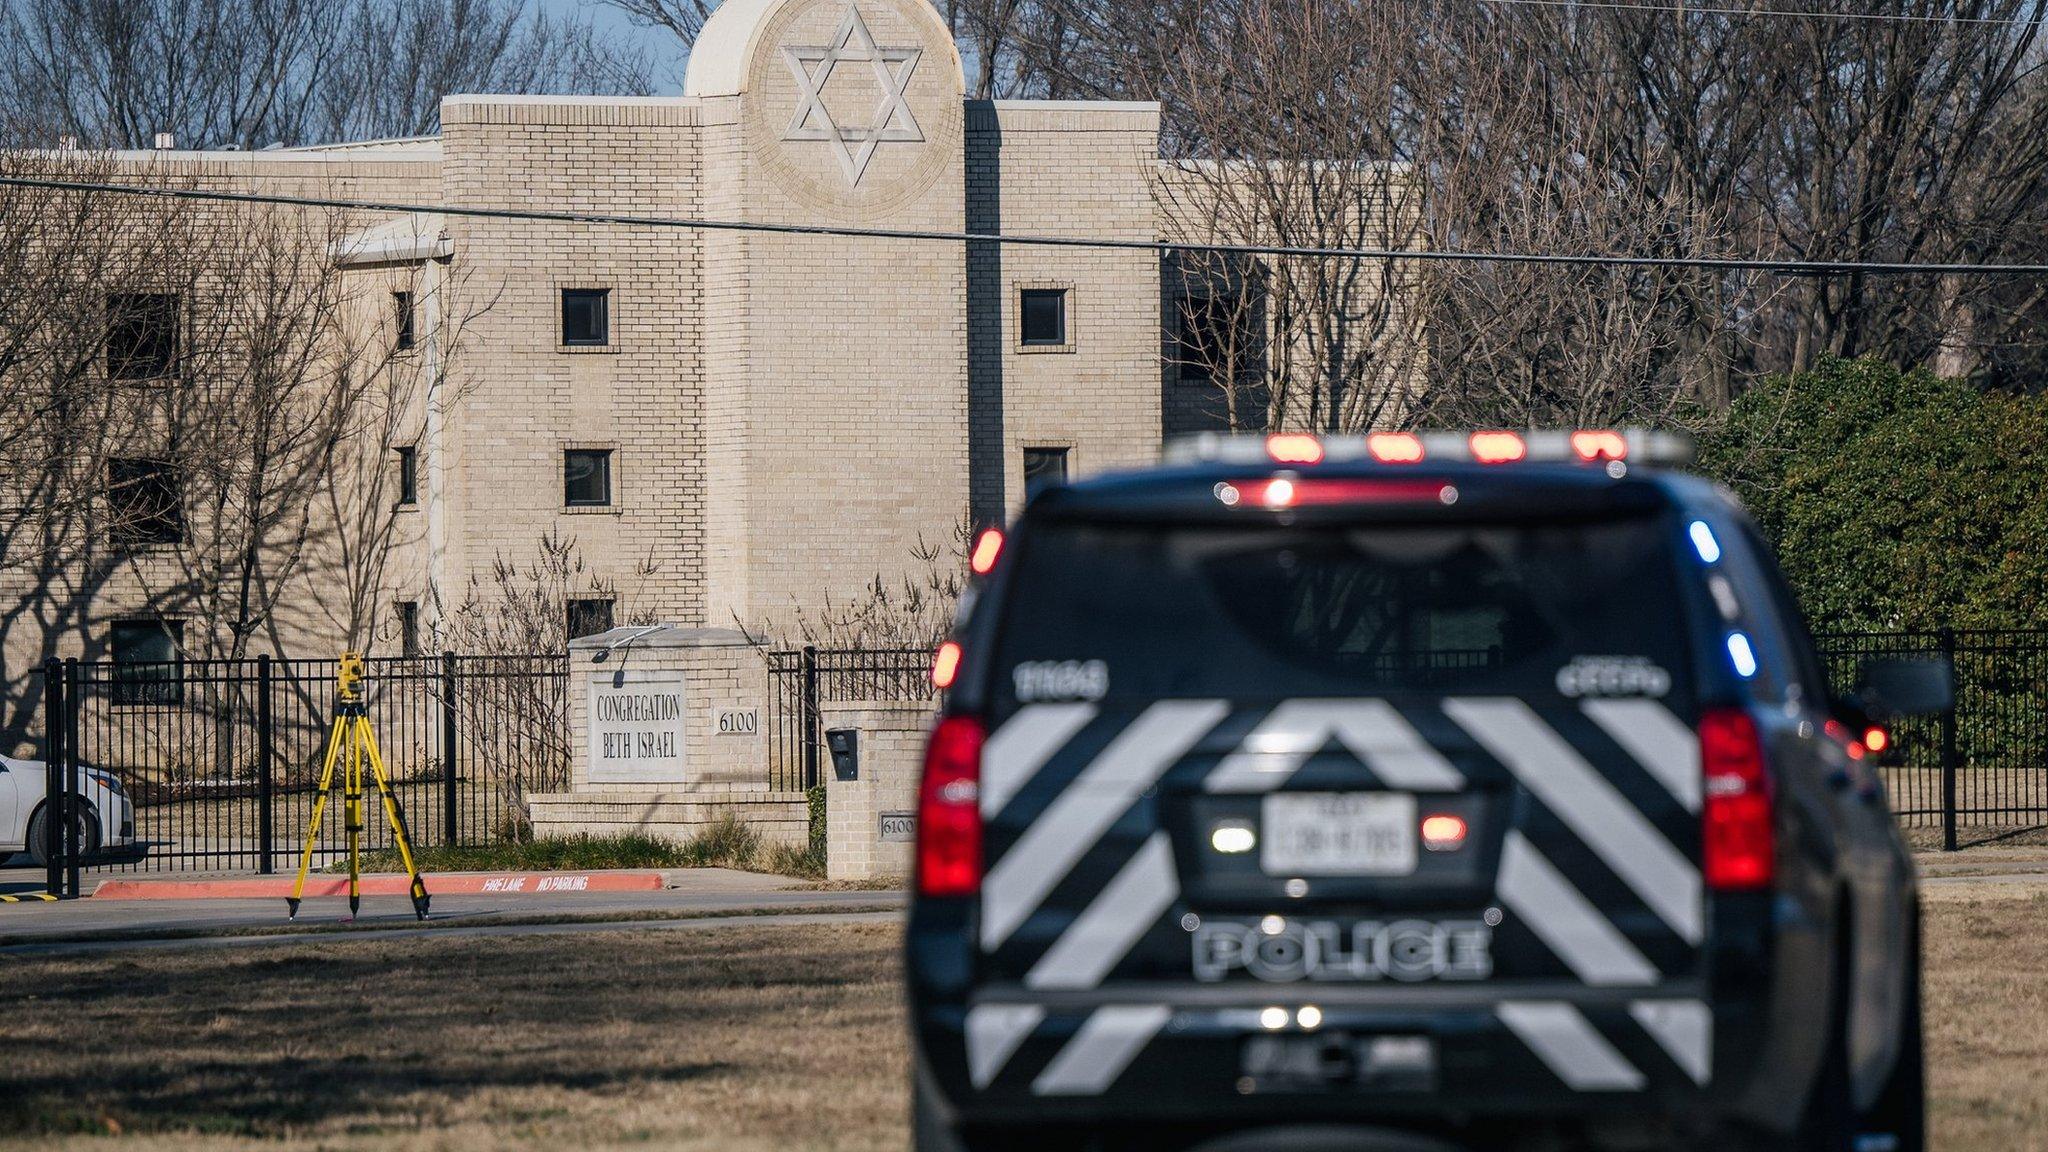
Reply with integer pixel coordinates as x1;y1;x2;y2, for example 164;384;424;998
1031;1005;1173;1096
1026;833;1178;990
981;700;1227;951
1497;831;1659;986
1581;699;1702;813
1205;700;1465;793
1445;698;1703;944
981;703;1099;817
965;1004;1045;1089
1631;999;1713;1085
1498;1001;1645;1091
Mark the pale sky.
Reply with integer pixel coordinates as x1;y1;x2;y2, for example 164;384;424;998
541;0;691;93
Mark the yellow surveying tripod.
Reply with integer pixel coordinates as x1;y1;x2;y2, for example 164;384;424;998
287;653;432;921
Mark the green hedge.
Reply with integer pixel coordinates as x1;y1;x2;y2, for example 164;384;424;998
1697;358;2048;633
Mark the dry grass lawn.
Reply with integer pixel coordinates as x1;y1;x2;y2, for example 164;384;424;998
0;888;2041;1151
0;924;908;1152
1921;882;2048;1151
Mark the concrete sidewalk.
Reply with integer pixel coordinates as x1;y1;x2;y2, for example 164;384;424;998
0;867;903;945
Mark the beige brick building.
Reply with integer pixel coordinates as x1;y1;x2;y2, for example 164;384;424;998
3;0;1321;742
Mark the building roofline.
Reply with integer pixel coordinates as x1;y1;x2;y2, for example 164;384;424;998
281;135;441;153
984;99;1163;113
3;147;440;164
441;94;699;108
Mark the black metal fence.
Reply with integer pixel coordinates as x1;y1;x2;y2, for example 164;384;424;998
22;630;2048;896
761;634;2048;848
766;647;937;791
1816;629;2048;850
31;653;567;891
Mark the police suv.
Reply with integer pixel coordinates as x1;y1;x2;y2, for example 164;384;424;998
908;430;1948;1152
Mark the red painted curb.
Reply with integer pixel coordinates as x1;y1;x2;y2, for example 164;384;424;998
90;871;667;901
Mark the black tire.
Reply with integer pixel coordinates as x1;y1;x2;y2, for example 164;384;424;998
1796;897;1924;1152
1857;909;1927;1152
25;802;100;868
913;1073;972;1152
1796;908;1859;1152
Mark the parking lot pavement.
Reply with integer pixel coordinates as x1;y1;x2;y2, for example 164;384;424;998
0;866;903;945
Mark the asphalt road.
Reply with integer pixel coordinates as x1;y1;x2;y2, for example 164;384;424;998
0;907;903;956
0;865;905;952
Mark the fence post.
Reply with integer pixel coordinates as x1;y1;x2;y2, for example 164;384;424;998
802;645;820;791
41;658;63;898
257;655;274;874
1939;627;1960;853
442;652;459;846
62;657;81;899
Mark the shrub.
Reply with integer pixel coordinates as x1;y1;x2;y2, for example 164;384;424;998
1698;357;2048;633
677;815;762;870
807;784;828;860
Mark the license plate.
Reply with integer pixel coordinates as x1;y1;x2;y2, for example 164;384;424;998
1240;1034;1438;1093
1261;792;1417;876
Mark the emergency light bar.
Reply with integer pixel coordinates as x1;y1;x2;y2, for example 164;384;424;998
1164;428;1697;469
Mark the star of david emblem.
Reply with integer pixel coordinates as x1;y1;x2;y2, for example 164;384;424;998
781;5;924;188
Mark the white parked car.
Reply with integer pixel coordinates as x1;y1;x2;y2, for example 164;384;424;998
0;754;137;866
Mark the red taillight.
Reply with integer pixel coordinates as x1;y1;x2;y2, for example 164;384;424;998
1226;478;1451;508
1470;431;1527;464
918;716;985;898
1700;708;1774;891
1266;434;1325;465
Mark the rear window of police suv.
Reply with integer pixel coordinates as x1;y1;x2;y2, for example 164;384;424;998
990;516;1695;716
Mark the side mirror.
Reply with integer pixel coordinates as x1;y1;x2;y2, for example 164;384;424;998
1856;657;1955;719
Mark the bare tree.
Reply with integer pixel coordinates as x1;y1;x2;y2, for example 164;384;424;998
0;0;651;150
783;516;973;650
0;155;205;735
1152;2;1438;433
991;0;2048;412
315;0;653;143
589;0;717;56
442;532;660;833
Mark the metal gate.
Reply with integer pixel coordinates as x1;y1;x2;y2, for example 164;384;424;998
31;653;567;887
766;647;936;791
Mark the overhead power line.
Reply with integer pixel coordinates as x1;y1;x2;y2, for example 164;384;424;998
3;174;2047;277
1462;0;2047;24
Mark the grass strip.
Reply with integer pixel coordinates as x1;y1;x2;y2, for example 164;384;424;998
338;820;828;880
0;902;903;951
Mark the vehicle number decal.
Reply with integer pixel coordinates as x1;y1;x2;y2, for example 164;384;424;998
1013;660;1110;703
1555;656;1672;699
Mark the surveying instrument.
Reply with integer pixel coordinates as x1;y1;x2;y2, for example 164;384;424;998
287;653;432;922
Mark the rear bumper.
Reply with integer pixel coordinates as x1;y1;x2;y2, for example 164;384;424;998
915;981;1782;1138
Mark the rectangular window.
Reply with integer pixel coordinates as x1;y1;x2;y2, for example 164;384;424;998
564;449;613;508
106;458;184;545
394;291;417;351
397;601;421;658
567;599;616;641
396;446;419;507
989;516;1692;714
1023;447;1070;502
107;293;180;380
111;619;184;706
561;289;611;347
1175;295;1245;384
1021;288;1068;347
